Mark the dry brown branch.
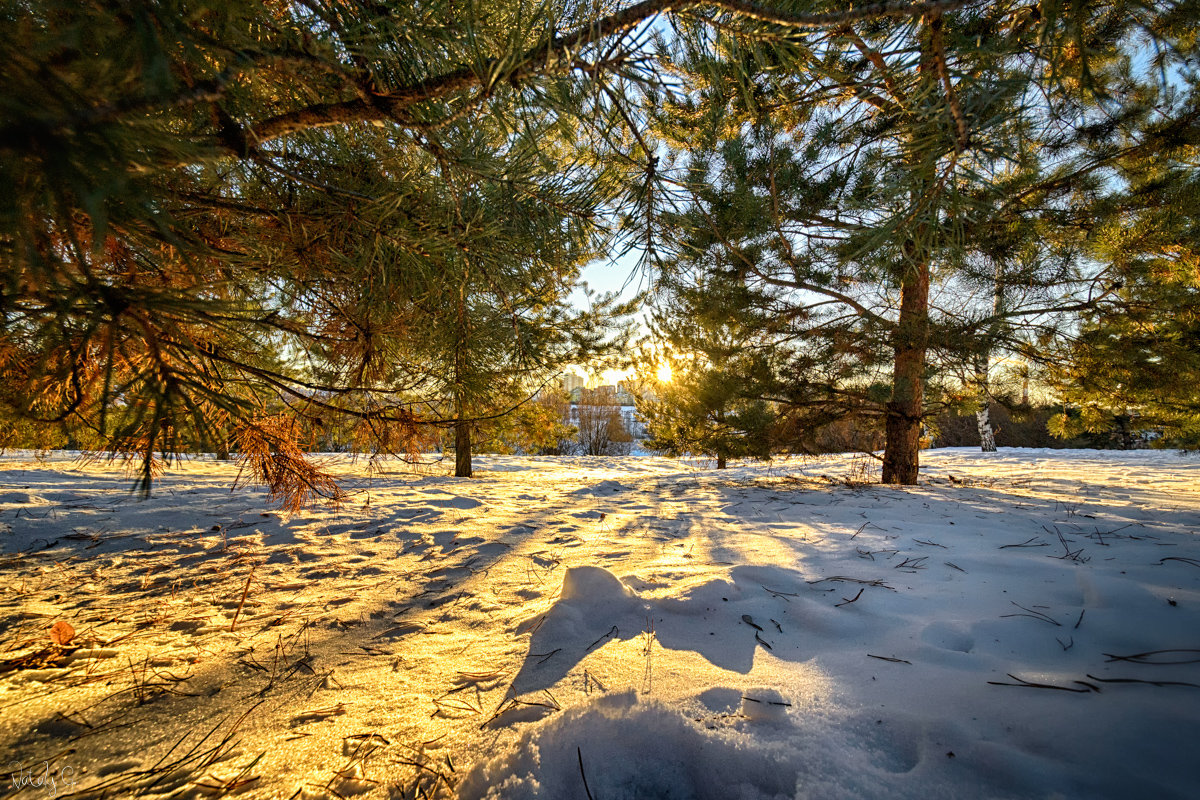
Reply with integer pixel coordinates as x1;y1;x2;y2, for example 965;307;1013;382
836;588;865;607
233;418;347;511
230;566;256;632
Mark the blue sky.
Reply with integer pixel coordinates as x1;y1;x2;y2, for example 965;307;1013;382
566;249;653;385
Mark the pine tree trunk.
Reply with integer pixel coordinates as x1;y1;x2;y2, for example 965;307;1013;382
882;19;937;486
216;427;231;461
1117;415;1133;450
882;258;930;485
453;279;472;478
455;419;472;477
715;407;727;469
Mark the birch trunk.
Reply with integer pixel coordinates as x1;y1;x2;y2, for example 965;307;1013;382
976;258;1006;452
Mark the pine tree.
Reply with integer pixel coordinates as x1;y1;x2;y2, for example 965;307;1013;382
637;337;774;468
6;0;1192;502
1;0;653;495
1049;81;1200;446
650;1;1197;481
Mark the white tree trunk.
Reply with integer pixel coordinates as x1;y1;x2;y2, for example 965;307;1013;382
976;405;997;452
977;260;1004;453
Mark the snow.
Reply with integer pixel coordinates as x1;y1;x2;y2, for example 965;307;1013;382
1;448;1198;799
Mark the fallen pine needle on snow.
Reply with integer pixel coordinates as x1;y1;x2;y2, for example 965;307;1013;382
1103;649;1200;665
986;674;1094;693
867;654;912;665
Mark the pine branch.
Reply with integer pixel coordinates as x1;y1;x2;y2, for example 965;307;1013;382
234;0;970;147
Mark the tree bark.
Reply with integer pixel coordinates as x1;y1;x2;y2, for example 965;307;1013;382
882;257;930;484
452;271;472;478
882;15;937;485
976;259;1005;452
454;418;472;477
1116;415;1133;450
976;405;997;452
975;352;997;452
715;407;728;469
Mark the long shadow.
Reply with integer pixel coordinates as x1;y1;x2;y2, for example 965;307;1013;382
508;562;816;696
0;457;617;794
3;452;1200;796
506;457;1200;701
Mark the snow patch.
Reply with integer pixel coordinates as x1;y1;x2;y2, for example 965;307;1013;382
559;565;640;606
459;691;802;800
739;688;792;723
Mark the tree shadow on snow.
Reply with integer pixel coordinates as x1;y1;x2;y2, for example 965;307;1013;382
507;563;814;697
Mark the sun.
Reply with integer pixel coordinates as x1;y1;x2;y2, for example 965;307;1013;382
656;362;673;383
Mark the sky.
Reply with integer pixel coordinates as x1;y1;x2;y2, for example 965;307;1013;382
568;249;652;386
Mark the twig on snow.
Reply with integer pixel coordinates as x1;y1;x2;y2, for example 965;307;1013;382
577;747;595;800
999;536;1048;549
1000;602;1061;626
1086;673;1200;689
867;654;911;664
807;576;895;590
1158;557;1200;569
1103;649;1200;665
987;673;1092;692
230;566;256;632
586;625;618;652
835;588;864;607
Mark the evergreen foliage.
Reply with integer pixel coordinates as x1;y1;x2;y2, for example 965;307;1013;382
1039;5;1200;448
637;343;774;468
1;0;654;494
645;0;1198;480
1048;167;1200;447
3;0;1198;501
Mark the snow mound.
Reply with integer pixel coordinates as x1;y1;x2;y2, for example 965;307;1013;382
459;692;1033;800
458;691;801;800
559;565;639;606
739;688;791;724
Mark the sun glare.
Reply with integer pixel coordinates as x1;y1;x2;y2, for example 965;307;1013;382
656;362;674;383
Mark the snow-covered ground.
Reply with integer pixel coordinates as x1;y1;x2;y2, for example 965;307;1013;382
1;448;1198;799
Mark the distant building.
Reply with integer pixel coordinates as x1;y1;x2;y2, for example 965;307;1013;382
618;404;646;439
567;384;647;440
562;372;586;393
